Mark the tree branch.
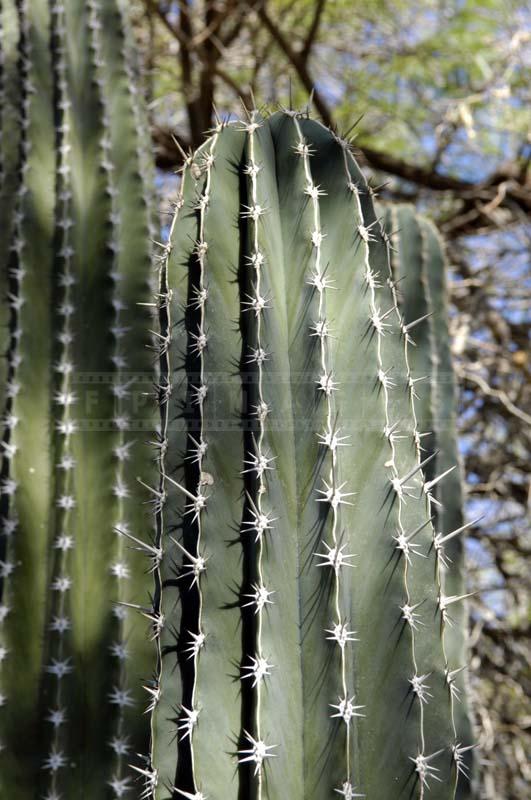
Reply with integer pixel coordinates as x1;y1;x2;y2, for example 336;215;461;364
300;0;326;64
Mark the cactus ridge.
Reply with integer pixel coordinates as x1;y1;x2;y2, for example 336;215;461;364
87;0;139;793
294;114;362;797
40;3;77;795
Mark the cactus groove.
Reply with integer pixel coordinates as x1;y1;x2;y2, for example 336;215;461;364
149;112;474;800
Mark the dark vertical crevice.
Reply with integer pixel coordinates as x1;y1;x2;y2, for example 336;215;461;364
171;196;204;795
235;141;259;800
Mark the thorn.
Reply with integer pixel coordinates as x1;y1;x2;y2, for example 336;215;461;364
177;706;199;741
369;305;394;335
377;366;395;391
240;203;268;221
402;311;433;334
409;673;433;705
330;695;365;724
393;517;433;564
400;602;424;630
409;750;444;789
183;630;206;660
118;602;165;639
42;748;68;772
439;592;475;625
316;480;355;510
383;419;405;443
186;434;208;464
335;781;365;798
304;182;327;200
108;775;132;798
165;475;208;522
423;465;457;495
169;536;208;587
316;372;340;396
317;426;351;453
241;494;277;542
311;229;327;248
242;289;272;316
242;447;277;479
314;542;356;574
237;731;277;775
129;761;158;800
45;659;73;679
115;527;162;572
398;451;438;487
108;687;135;708
446;665;467;702
357;220;379;243
241;655;274;687
325;622;359;649
175;790;207;800
242;583;275;613
452;742;477;777
143;682;161;714
435;516;483;549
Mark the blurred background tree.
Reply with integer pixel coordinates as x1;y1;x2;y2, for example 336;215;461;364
129;2;530;796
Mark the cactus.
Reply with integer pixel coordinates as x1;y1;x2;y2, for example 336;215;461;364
0;0;155;797
144;111;475;800
0;6;474;794
383;205;475;794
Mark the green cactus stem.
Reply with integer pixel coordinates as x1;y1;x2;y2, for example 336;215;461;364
146;110;474;800
0;1;155;797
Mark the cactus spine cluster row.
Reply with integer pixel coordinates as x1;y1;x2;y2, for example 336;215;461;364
139;111;474;800
0;1;155;797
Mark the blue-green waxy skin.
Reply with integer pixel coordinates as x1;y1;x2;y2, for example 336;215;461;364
157;112;473;800
0;1;155;797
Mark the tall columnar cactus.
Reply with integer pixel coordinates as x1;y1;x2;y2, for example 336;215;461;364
0;0;155;797
142;111;475;800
